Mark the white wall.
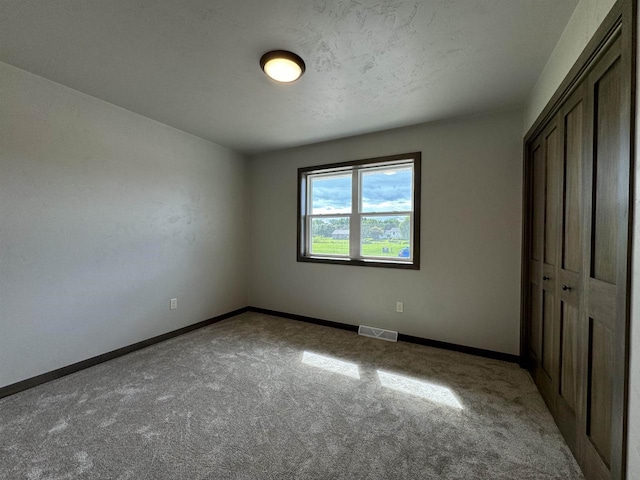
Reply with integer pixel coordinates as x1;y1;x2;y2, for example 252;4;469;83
0;61;248;389
248;110;523;355
524;0;615;132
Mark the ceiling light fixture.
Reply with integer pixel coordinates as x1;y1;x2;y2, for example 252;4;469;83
260;50;305;83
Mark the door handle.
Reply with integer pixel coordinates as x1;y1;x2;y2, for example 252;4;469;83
562;284;572;291
543;275;550;281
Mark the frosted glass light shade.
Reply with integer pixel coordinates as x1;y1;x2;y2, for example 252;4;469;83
260;50;305;83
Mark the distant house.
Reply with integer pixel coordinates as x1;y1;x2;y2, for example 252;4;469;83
384;227;401;239
332;229;349;240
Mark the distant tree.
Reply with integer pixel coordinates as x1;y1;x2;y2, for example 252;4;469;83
361;223;371;239
399;217;410;239
362;218;386;239
313;221;334;237
369;226;384;240
383;218;400;231
330;218;349;228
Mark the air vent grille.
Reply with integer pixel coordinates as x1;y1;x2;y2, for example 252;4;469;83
358;325;398;342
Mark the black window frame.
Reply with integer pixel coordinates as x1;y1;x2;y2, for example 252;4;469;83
297;152;421;270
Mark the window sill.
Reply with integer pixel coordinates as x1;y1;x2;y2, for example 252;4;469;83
297;255;419;270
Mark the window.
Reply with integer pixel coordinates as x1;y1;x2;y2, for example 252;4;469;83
298;152;420;269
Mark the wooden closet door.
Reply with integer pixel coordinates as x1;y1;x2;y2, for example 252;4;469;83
527;118;562;411
555;83;587;454
522;5;633;478
578;35;629;480
527;136;544;373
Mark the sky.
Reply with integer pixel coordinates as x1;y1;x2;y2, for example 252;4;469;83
311;167;413;214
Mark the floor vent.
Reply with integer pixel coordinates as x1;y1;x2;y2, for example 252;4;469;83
358;325;398;342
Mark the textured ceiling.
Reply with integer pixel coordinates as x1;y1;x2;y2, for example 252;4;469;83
0;0;578;153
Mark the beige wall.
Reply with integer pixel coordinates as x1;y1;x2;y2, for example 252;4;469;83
0;61;248;388
248;110;523;355
524;0;616;132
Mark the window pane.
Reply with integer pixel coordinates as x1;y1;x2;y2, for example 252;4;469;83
361;166;412;213
361;215;411;258
310;174;351;214
310;217;350;256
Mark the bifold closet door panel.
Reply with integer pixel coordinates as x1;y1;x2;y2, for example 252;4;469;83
579;35;626;479
540;118;562;394
527;118;562;410
528;139;544;366
555;83;587;454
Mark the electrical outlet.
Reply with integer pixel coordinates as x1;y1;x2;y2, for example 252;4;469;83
170;298;177;310
396;301;404;313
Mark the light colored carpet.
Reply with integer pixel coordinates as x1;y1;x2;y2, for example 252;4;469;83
0;312;583;479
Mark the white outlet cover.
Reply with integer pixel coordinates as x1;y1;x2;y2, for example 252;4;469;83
396;302;404;313
170;298;177;310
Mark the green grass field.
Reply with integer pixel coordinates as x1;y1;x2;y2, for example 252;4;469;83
311;237;408;257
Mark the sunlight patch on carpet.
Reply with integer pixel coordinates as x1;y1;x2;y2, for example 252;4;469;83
302;351;360;379
377;370;463;409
